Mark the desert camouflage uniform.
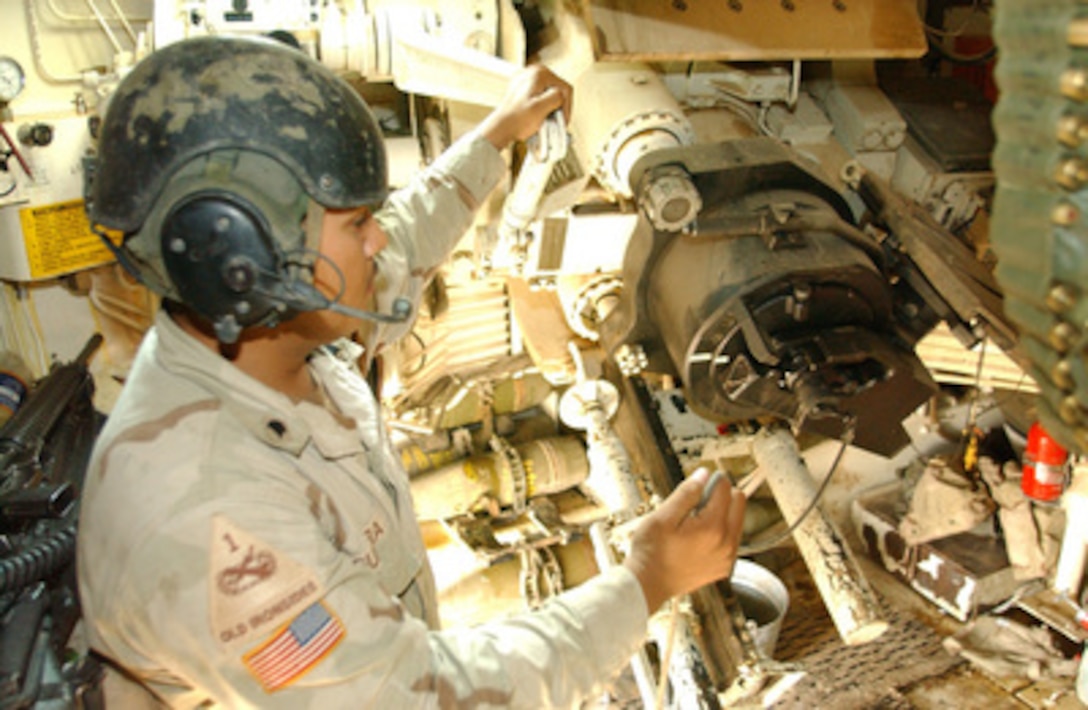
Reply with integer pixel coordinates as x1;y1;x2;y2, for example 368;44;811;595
77;133;649;708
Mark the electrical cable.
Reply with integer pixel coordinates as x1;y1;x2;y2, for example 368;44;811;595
705;90;762;133
250;247;412;325
736;418;856;557
963;335;988;436
920;0;996;65
788;58;801;109
683;58;760;134
921;0;986;39
401;330;429;377
757;103;773;137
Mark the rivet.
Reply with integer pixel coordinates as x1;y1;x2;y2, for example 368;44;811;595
1055;157;1088;190
1052;201;1080;226
1060;395;1085;426
1051;358;1076;391
1061;68;1088;102
1070;18;1088;48
1058;114;1088;147
169;237;186;254
1049;321;1079;353
1047;282;1080;314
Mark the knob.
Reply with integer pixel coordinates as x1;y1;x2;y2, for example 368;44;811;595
17;122;53;147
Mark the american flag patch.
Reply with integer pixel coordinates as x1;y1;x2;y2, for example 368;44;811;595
242;602;345;691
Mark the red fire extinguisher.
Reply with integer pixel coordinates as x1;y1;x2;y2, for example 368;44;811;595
1022;421;1071;502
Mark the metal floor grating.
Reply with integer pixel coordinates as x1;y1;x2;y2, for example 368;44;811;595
762;554;965;709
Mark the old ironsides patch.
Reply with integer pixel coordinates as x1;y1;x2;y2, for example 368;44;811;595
209;515;326;650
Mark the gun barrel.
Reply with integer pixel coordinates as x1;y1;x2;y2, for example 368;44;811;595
0;334;103;473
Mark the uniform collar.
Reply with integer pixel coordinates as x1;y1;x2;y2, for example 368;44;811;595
152;310;366;458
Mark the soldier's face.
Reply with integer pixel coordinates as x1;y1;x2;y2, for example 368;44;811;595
308;205;389;341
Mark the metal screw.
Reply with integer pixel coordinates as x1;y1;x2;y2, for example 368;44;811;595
224;258;255;293
1052;201;1080;226
169;237;187;254
1051;358;1076;391
1069;18;1088;47
1049;321;1079;353
1047;282;1079;314
1054;157;1088;190
1058;114;1088;147
1060;395;1085;426
1061;68;1088;102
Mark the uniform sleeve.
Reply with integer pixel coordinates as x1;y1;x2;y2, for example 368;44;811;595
368;132;507;350
422;565;649;707
119;481;649;709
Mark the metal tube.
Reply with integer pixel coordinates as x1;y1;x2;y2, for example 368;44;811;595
409;437;588;520
582;403;644;516
1054;462;1088;596
751;427;888;645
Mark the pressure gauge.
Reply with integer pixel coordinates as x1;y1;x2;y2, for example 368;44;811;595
0;57;25;104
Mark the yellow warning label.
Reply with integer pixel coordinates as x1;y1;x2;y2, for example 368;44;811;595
17;199;121;280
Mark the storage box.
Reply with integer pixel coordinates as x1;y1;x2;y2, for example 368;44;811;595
852;482;1019;621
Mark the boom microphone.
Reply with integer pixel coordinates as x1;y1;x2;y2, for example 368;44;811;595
326;297;413;324
276;279;413;325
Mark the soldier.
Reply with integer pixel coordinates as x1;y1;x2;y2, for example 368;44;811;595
77;35;746;708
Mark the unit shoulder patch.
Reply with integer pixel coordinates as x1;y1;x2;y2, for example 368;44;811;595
209;515;325;649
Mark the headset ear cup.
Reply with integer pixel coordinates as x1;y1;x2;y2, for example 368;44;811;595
160;193;288;334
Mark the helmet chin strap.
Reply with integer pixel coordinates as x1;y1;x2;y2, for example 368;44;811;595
304;200;326;258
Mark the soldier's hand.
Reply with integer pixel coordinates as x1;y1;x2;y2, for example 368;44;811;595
622;468;747;613
479;65;572;150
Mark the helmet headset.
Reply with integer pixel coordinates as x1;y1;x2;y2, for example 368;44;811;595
86;35;407;343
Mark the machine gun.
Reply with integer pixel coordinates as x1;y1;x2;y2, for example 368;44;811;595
0;335;107;710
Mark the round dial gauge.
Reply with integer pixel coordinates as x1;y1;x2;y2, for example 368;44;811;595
0;57;25;103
